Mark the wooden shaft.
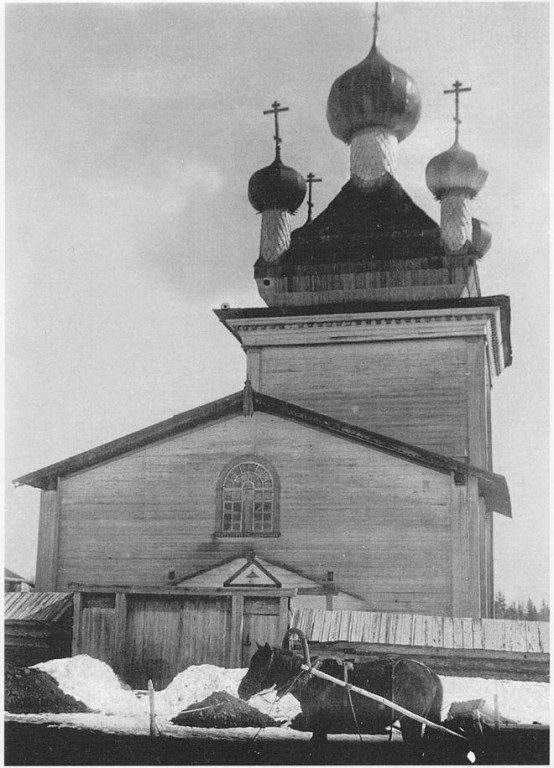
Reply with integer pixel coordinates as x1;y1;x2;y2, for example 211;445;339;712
148;680;160;737
300;664;467;741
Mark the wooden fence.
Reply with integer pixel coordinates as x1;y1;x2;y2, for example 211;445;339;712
72;597;549;686
290;608;549;681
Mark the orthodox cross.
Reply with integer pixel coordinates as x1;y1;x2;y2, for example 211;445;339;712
444;80;471;144
263;101;289;158
372;2;380;48
305;172;322;223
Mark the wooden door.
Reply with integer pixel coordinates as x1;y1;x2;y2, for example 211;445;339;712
242;597;282;667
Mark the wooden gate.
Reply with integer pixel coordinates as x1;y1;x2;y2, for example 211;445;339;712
124;595;232;689
76;593;116;665
76;592;232;689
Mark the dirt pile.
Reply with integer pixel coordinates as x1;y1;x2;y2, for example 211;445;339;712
157;664;301;721
171;690;282;729
5;662;92;714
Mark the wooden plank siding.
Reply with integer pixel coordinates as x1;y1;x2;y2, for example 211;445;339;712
55;412;462;615
35;488;60;591
256;337;489;463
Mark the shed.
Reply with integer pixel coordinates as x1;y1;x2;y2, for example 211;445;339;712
5;568;33;593
5;592;74;667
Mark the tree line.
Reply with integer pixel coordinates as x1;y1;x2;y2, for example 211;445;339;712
494;592;549;621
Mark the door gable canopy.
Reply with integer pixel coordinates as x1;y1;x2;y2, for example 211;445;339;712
223;557;281;588
177;553;322;591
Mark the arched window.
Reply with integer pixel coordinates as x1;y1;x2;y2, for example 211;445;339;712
216;458;280;537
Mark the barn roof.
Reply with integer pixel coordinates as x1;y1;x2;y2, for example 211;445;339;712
13;386;510;516
5;567;30;583
4;591;73;622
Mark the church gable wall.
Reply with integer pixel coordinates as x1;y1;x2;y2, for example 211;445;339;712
54;412;455;614
255;336;488;464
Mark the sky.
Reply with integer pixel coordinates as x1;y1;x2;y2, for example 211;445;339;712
5;2;549;604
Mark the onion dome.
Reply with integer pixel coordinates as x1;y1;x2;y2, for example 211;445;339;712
426;142;488;199
327;44;421;144
248;154;307;214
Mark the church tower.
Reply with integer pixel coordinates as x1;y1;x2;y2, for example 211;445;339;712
217;11;511;475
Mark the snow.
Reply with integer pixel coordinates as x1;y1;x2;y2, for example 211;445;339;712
439;675;549;726
16;655;547;738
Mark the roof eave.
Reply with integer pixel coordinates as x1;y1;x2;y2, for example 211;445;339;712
478;474;512;517
14;391;245;490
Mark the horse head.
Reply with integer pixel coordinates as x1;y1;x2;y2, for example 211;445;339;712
237;642;274;700
238;641;306;701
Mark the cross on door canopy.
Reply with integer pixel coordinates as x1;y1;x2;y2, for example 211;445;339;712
223;556;281;588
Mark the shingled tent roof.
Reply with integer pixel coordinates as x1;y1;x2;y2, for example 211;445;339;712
13;387;510;517
277;175;462;264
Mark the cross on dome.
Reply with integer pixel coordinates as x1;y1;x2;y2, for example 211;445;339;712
372;2;380;48
263;101;289;158
444;80;471;144
305;172;322;223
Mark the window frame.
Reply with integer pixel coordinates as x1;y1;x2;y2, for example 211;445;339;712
215;456;281;538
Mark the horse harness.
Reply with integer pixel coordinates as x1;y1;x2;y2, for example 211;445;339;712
262;648;401;745
342;658;402;743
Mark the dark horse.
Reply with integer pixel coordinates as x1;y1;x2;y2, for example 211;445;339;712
238;634;443;756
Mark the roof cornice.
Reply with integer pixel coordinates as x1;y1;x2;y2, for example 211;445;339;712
215;296;512;375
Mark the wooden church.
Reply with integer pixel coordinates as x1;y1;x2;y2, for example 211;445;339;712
15;14;512;688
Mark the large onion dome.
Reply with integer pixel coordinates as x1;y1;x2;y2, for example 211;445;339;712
426;142;488;199
248;154;307;213
327;43;421;144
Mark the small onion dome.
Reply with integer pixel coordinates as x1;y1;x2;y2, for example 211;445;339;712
327;44;421;145
248;155;307;214
426;142;488;200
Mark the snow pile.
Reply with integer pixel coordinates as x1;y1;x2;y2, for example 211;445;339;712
155;664;300;722
440;676;549;725
34;655;144;716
